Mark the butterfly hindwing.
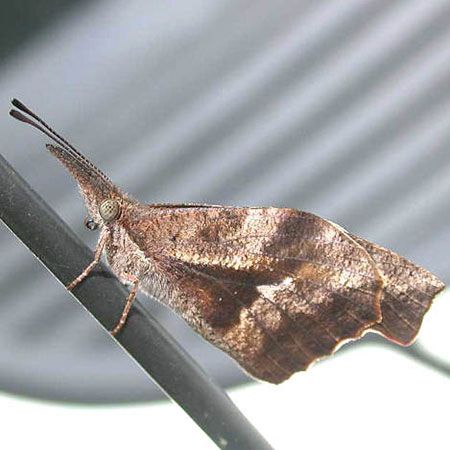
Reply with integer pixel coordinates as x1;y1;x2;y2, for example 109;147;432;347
350;235;445;345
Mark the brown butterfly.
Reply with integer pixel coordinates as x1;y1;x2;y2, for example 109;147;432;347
10;99;445;384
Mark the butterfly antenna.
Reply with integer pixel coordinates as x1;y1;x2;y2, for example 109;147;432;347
10;107;68;151
10;98;78;154
9;99;113;185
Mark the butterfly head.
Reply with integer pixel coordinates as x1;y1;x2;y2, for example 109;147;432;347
9;99;128;232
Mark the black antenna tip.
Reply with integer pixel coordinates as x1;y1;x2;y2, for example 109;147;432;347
9;109;20;119
11;98;31;115
9;109;29;124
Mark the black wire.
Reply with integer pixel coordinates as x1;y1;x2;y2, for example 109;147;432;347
0;153;273;450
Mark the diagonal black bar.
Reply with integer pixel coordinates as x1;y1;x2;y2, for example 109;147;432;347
0;153;273;450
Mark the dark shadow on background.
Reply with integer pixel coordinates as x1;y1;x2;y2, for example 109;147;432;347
3;333;447;405
0;370;252;405
0;0;90;65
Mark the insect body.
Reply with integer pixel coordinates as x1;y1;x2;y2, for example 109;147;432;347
9;99;445;384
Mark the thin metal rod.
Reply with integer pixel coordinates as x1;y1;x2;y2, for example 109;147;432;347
0;153;273;450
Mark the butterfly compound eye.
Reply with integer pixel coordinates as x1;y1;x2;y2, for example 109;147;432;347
84;217;98;231
99;199;120;223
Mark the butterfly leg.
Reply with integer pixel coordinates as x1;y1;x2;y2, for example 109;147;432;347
111;274;139;336
66;229;109;291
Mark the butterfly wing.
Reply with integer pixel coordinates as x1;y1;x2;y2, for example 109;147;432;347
126;206;394;383
350;235;445;345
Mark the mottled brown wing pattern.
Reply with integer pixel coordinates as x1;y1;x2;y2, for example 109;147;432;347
350;235;445;345
128;207;390;383
124;206;444;383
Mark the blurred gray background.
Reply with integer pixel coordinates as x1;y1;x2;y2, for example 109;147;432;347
0;0;449;403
